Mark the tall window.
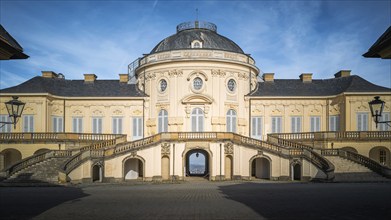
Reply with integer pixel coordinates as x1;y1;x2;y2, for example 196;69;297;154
112;117;123;134
378;112;390;131
271;116;282;133
251;116;262;140
132;117;143;140
72;117;83;133
310;116;321;132
158;110;168;133
329;115;340;131
92;117;102;134
291;116;302;133
379;149;387;165
191;108;204;132
0;115;11;132
226;109;237;132
357;113;368;131
52;116;63;132
23;115;34;132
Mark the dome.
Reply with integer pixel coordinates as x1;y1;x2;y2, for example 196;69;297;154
150;21;244;54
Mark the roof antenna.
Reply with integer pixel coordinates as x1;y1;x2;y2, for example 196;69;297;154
196;8;199;21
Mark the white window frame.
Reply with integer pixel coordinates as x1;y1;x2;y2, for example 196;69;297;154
357;112;368;131
132;117;143;140
52;116;63;133
92;117;103;134
72;117;83;133
158;110;168;133
0;114;12;133
271;116;282;133
378;112;390;131
291;116;302;133
251;116;262;140
310;116;321;132
329;115;340;131
226;109;237;133
23;115;34;132
191;108;204;132
112;117;123;134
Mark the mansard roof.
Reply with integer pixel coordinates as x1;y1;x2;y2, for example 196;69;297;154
250;75;391;97
0;76;146;97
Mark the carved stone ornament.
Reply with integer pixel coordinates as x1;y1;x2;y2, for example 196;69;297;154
168;69;183;77
161;143;170;156
131;151;137;157
257;150;263;156
224;142;234;155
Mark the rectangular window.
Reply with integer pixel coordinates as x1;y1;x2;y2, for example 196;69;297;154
251;116;262;140
92;117;103;134
112;117;123;134
52;116;63;132
310;116;321;132
72;117;83;133
23;115;34;132
329;115;340;131
271;116;282;133
378;112;390;131
291;116;302;133
357;113;368;131
0;115;12;133
132;117;143;140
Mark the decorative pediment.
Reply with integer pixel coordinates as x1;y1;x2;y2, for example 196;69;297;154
181;94;214;105
187;71;208;81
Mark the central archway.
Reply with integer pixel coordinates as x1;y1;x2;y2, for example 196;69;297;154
185;149;209;178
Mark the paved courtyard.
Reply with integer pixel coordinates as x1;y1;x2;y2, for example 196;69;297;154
1;181;390;220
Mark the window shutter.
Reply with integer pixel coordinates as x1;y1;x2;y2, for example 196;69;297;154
53;117;57;132
357;114;362;131
119;118;123;134
363;114;368;131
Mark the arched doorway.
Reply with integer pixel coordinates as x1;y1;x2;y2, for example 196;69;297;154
0;148;22;170
369;146;390;167
225;155;233;180
34;148;50;155
292;163;301;181
92;164;103;182
161;156;170;180
251;157;271;179
123;157;144;180
186;149;209;178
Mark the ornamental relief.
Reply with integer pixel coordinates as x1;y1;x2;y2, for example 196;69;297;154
52;106;63;115
238;72;249;80
145;72;156;81
211;69;226;77
161;143;170;156
91;108;104;116
168;69;183;77
224;142;234;155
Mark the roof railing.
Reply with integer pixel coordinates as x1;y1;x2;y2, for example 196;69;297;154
176;21;217;33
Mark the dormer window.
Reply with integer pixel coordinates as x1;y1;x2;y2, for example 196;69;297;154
191;40;203;49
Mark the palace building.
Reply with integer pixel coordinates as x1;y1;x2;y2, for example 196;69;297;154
0;21;390;183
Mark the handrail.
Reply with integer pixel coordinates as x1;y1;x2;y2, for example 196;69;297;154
0;132;126;142
268;131;391;141
321;149;391;178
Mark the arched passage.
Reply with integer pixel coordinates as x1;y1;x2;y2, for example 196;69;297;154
92;164;103;182
0;148;22;170
251;157;271;179
369;146;390;167
123;157;144;180
34;148;50;155
185;149;209;177
292;163;301;181
161;156;170;180
225;155;233;180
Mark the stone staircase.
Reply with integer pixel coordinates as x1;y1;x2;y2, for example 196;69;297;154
325;156;390;182
2;157;70;184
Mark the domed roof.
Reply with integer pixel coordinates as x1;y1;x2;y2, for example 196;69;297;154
150;21;244;54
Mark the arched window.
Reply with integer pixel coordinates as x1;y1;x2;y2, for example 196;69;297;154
158;110;168;133
226;109;237;132
191;108;204;132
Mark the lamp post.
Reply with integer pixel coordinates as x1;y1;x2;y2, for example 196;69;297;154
0;96;25;129
368;96;391;128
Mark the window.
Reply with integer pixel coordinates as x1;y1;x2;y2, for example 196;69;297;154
329;115;340;131
357;113;368;131
251;116;262;140
191;108;204;132
271;116;282;133
379;149;387;165
193;77;203;90
227;79;236;92
291;116;302;133
23;115;34;132
132;117;143;140
226;109;237;132
159;79;167;92
310;116;321;132
191;40;202;48
378;112;390;131
92;117;102;134
112;117;123;134
0;115;11;133
158;110;168;133
52;116;63;132
72;117;83;133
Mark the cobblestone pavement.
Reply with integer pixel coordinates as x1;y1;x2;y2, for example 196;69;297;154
1;181;391;220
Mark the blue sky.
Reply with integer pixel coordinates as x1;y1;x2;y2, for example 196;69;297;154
1;0;390;89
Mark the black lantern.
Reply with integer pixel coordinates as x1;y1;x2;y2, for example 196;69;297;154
368;96;390;128
1;96;25;129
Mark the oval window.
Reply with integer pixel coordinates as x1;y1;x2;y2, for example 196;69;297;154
193;77;203;90
227;79;236;92
160;79;167;92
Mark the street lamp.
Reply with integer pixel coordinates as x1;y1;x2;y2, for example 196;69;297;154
0;96;25;129
368;96;391;128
